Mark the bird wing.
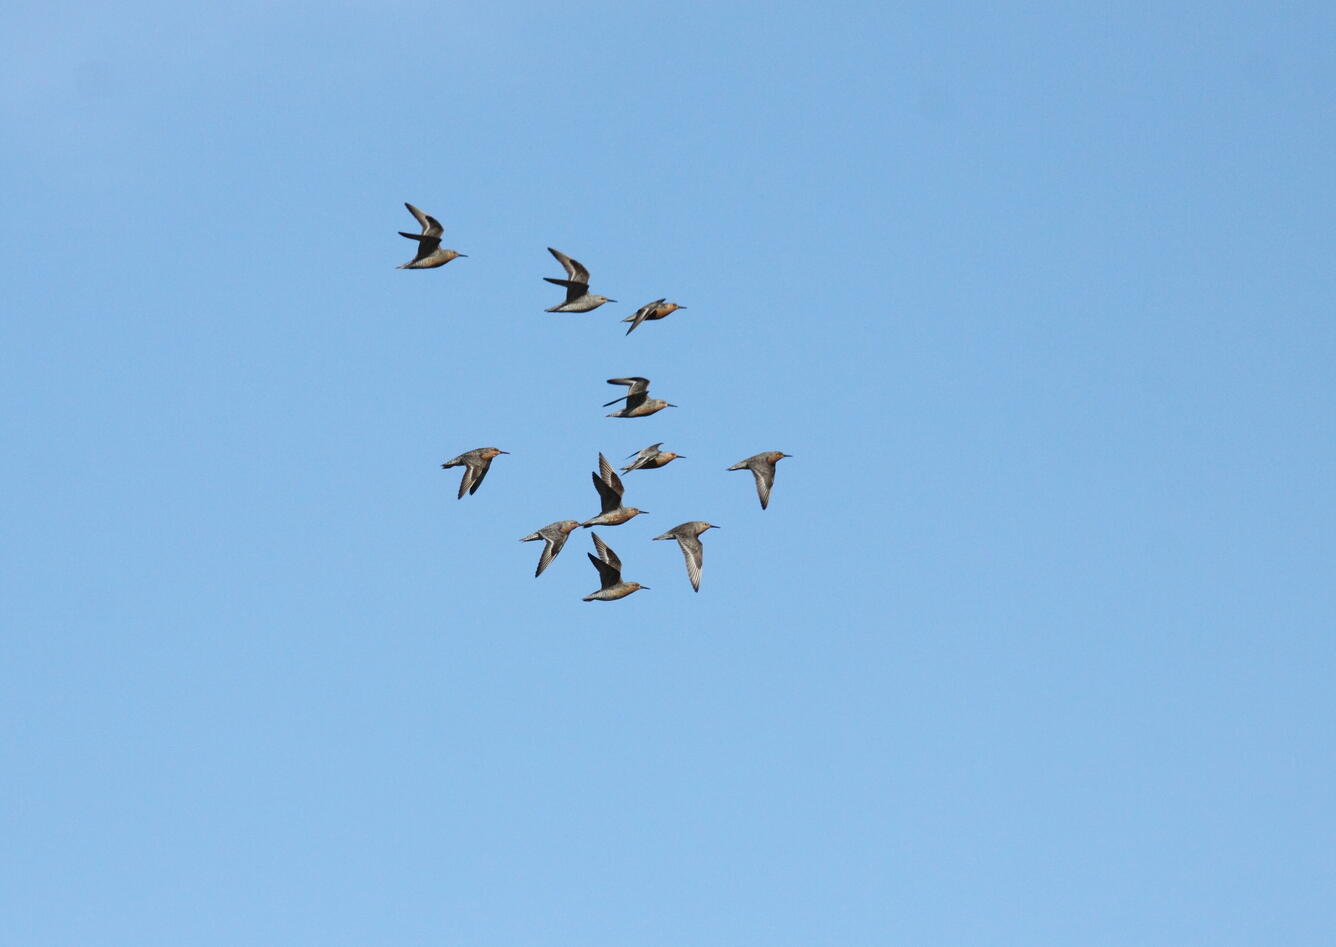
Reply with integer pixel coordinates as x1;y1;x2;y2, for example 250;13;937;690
622;443;663;472
607;377;650;394
400;231;442;261
625;299;665;335
591;470;620;513
751;464;775;509
466;458;493;496
605;377;650;411
590;531;621;570
547;247;590;283
676;535;705;592
588;532;622;587
587;552;620;588
404;203;444;238
597;453;624;497
456;464;477;499
536;530;570;577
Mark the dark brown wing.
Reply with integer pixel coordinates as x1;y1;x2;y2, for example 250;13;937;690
405;203;444;238
751;463;775;509
548;247;590;283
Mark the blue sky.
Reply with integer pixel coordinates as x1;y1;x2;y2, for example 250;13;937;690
4;1;1335;943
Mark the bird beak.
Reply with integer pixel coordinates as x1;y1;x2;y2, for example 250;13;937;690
457;253;468;257
667;403;678;408
498;450;510;454
677;455;687;459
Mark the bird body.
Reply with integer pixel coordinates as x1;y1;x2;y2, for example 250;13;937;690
519;520;581;577
604;377;676;418
621;442;683;473
440;447;508;499
397;202;466;269
653;521;719;592
581;453;647;527
623;299;685;335
727;451;791;509
544;247;615;312
582;532;649;601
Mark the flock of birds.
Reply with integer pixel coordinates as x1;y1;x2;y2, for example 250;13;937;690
399;202;791;602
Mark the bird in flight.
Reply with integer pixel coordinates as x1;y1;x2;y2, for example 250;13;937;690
727;451;791;510
603;377;676;418
396;202;466;269
582;532;649;602
543;248;616;312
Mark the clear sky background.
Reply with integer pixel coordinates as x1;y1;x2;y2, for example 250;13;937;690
4;1;1334;943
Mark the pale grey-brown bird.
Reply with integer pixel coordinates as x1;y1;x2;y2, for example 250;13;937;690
621;442;684;473
727;451;791;510
604;377;676;418
519;520;581;577
582;453;647;527
396;202;467;269
544;247;615;312
623;299;686;335
440;447;508;499
582;532;649;602
653;521;719;592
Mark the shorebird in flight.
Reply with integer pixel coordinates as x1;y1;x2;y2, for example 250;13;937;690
396;202;466;269
440;447;508;499
623;299;686;335
653;521;719;592
581;453;647;527
582;532;649;602
727;451;791;510
519;520;581;577
544;247;615;312
604;377;676;418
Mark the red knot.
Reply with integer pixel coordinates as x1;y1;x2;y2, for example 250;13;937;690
604;377;676;418
519;520;581;577
727;451;791;510
652;521;719;592
621;442;684;473
396;202;467;269
623;299;686;335
581;453;647;527
582;532;649;602
544;247;615;312
440;447;508;499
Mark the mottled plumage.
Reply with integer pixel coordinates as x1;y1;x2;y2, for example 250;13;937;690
727;451;791;510
582;532;649;601
519;520;581;577
603;377;676;418
396;202;466;269
440;447;508;499
653;521;719;592
544;247;615;312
